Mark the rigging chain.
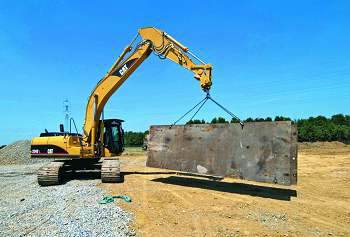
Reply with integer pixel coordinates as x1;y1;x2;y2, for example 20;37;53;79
170;92;244;129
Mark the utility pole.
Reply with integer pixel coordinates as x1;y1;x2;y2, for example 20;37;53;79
63;99;70;132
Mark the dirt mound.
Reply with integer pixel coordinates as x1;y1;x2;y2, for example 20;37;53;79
300;141;347;148
0;140;48;165
299;141;349;155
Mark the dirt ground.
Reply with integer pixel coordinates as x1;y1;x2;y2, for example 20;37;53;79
100;143;350;237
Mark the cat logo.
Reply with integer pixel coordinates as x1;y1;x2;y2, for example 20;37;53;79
118;64;128;76
113;58;138;77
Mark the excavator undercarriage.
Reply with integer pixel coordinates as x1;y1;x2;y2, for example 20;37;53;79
37;158;122;186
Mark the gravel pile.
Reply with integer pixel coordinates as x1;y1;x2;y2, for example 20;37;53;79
0;164;135;237
0;140;50;165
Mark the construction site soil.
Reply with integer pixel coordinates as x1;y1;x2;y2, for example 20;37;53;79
102;142;350;237
0;141;349;236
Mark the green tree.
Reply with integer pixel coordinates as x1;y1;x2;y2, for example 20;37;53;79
331;114;350;126
230;118;240;123
124;131;146;146
186;119;206;124
274;116;291;121
211;117;228;124
254;118;265;122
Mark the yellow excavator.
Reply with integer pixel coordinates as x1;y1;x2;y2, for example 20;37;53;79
31;27;212;186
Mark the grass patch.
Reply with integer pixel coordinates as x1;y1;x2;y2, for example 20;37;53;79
123;147;145;156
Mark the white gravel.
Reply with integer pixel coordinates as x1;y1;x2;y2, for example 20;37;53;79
0;163;135;237
0;140;51;165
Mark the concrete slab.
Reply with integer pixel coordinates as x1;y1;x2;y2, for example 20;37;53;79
146;122;297;185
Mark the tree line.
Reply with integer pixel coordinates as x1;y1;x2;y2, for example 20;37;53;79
123;114;350;146
123;131;149;147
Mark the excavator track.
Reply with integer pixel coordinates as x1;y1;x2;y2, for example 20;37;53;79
37;161;65;186
101;159;121;183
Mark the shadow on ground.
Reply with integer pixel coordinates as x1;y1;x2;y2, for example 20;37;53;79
62;171;178;184
59;171;297;201
61;170;101;184
151;176;297;201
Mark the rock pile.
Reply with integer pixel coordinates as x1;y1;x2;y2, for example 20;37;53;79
0;140;48;165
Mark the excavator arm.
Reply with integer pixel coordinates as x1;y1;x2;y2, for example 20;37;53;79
82;27;212;156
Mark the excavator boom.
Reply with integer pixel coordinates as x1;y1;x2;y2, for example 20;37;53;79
82;27;212;156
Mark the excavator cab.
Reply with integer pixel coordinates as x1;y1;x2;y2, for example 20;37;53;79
100;119;124;155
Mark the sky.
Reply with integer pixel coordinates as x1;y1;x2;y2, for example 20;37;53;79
1;1;349;144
